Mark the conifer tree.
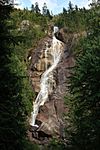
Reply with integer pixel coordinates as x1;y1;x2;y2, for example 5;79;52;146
66;7;100;150
0;1;34;149
42;2;47;15
68;1;74;12
31;4;35;12
34;2;40;13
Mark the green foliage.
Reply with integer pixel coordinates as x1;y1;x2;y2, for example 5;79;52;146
1;1;100;149
0;1;35;150
34;2;40;13
0;1;51;149
22;140;40;150
10;8;49;45
65;6;100;150
53;4;90;32
45;138;66;150
31;4;35;12
68;1;74;12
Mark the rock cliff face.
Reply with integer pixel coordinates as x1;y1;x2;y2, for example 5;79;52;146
28;29;76;143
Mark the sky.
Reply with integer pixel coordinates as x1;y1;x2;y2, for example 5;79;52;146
14;0;92;15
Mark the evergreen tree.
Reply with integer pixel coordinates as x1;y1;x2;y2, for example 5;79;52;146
31;4;35;12
42;2;47;15
75;5;78;11
66;7;100;150
63;7;67;14
34;2;40;13
0;1;34;149
42;2;51;18
68;1;74;12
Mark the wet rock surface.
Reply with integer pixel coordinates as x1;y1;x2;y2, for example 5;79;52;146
28;30;75;143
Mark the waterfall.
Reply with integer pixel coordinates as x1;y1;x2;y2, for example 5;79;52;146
45;42;48;71
30;27;63;127
53;26;59;34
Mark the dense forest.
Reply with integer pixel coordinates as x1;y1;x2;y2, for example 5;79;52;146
0;0;100;150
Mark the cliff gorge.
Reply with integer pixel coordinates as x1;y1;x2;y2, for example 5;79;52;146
28;28;78;143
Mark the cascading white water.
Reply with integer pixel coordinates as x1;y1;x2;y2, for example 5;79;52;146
45;42;48;71
30;27;63;127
